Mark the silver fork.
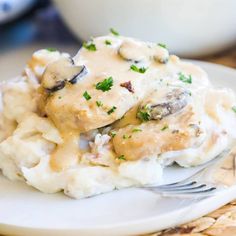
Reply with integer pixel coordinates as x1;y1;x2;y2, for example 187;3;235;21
143;145;236;198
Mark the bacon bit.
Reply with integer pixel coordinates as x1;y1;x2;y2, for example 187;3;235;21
120;81;134;93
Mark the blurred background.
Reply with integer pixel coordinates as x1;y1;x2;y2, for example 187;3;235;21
0;0;236;79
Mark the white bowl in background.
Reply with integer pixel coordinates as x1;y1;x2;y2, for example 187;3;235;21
53;0;236;57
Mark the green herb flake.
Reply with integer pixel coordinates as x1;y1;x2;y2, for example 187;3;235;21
137;111;150;121
110;28;119;36
46;47;57;52
161;124;169;131
83;91;91;100
58;96;62;99
109;131;117;138
158;43;167;49
83;41;97;51
130;64;148;74
232;106;236;113
122;134;132;139
117;155;126;161
105;40;112;45
178;72;192;84
96;76;113;92
107;106;117;115
132;128;142;133
96;101;103;107
137;106;151;122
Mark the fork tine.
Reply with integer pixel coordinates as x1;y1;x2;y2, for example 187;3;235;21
157;181;197;189
187;187;217;194
146;182;217;196
162;184;207;192
162;187;217;195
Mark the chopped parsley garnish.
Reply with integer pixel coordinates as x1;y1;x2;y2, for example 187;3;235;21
161;124;169;131
105;40;112;45
83;91;91;100
110;28;119;36
178;72;192;84
130;64;148;74
96;100;103;107
46;47;57;52
137;111;150;121
132;128;142;133
58;96;62;99
83;41;97;51
137;106;151;122
117;155;126;161
158;43;167;49
123;134;132;139
96;76;113;92
109;131;117;138
232;106;236;113
107;106;117;115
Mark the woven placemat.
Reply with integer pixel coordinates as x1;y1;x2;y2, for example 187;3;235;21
151;46;236;236
152;200;236;236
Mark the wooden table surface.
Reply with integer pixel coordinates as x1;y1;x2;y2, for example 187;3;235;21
204;46;236;69
151;46;236;236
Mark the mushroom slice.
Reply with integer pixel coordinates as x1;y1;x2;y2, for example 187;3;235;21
118;39;151;62
41;57;88;92
153;45;169;64
137;88;190;121
69;65;88;84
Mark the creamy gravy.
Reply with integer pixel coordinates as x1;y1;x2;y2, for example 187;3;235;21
50;131;80;171
37;35;235;171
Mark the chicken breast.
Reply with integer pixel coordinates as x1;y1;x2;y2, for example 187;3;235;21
112;86;206;161
38;37;159;131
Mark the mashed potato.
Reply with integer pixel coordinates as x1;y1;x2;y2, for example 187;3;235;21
0;73;163;197
0;35;236;199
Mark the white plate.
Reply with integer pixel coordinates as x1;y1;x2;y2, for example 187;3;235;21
0;49;236;236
